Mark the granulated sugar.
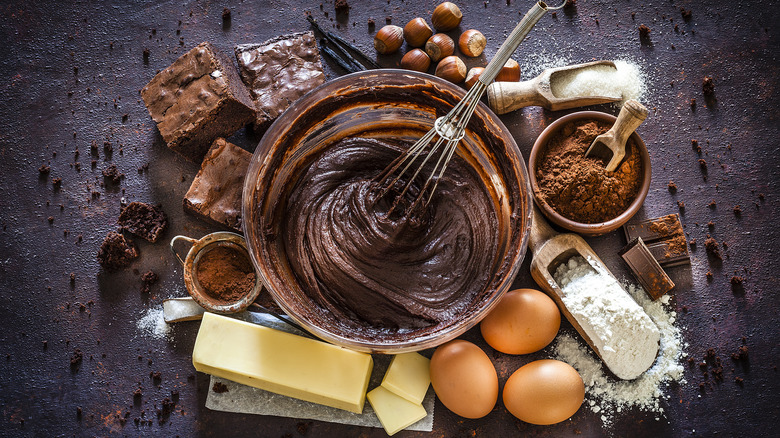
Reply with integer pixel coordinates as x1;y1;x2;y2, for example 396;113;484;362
554;256;660;380
550;60;645;103
137;306;171;340
555;282;686;427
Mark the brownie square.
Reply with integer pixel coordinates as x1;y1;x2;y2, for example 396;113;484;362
234;32;326;134
97;231;139;271
141;42;255;162
183;138;251;231
118;202;168;243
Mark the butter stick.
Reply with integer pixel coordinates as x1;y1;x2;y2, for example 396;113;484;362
381;352;430;405
367;386;427;436
193;312;373;414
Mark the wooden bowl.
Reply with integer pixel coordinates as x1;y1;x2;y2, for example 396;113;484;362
529;111;651;236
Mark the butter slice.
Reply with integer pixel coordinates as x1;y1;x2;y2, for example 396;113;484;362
367;386;427;436
381;352;430;404
192;313;373;414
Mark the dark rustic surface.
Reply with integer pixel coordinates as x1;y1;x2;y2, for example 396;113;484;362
0;0;778;436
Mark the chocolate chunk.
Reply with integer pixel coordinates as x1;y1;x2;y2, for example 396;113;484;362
620;237;675;300
117;202;168;243
97;231;139;271
234;32;325;135
623;214;690;267
183;138;250;231
141;42;255;162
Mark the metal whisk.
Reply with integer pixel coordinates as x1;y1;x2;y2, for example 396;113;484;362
375;1;565;216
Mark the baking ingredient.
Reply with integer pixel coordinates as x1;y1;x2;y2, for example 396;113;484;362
554;284;685;427
192;313;373;414
554;255;660;380
196;245;256;304
551;60;643;103
374;25;404;54
480;288;560;354
459;29;486;57
429;340;497;418
431;2;462;31
465;67;484;89
503;360;585;425
536;119;643;224
381;353;430;405
137;307;171;340
435;55;467;83
496;59;521;82
620;237;675;300
117;201;168;243
403;18;433;48
425;33;454;62
367;386;427;436
97;231;138;271
400;49;431;72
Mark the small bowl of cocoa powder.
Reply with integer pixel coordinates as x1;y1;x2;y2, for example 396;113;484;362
172;232;261;313
529;111;651;236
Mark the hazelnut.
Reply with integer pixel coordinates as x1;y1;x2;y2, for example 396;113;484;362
431;2;463;31
401;49;431;72
465;67;485;89
496;59;521;82
459;29;486;57
374;25;403;54
425;33;455;62
435;56;467;83
403;18;433;48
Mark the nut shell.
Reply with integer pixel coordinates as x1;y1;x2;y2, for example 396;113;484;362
496;59;521;82
374;25;404;54
435;55;467;83
400;49;431;72
425;33;455;62
459;29;486;57
465;67;485;89
403;18;433;48
431;2;463;31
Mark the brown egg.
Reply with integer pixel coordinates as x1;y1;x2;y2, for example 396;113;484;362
430;340;498;419
480;288;560;354
503;359;585;425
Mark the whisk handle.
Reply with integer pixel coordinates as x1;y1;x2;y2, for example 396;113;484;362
479;1;550;86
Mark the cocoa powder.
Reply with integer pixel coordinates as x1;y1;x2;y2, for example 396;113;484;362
536;120;643;224
196;246;256;304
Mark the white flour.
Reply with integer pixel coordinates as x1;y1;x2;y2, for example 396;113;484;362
553;256;660;380
554;267;686;427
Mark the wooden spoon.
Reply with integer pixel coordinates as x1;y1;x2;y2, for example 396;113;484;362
486;60;621;114
585;99;648;171
528;206;659;379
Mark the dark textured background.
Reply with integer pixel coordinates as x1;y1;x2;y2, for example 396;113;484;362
0;0;777;436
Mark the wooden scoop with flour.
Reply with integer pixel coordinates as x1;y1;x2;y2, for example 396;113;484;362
528;206;660;379
486;60;622;114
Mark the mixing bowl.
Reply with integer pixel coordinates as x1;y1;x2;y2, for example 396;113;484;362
243;70;532;353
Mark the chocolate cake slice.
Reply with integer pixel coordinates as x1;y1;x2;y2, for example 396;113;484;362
118;202;168;243
234;32;326;134
141;42;255;162
183;138;251;231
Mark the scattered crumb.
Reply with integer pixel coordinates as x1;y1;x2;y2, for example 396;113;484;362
639;24;651;37
704;235;722;260
212;382;229;393
703;76;715;95
668;181;677;193
733;205;742;216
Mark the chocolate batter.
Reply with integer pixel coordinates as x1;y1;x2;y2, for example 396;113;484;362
281;138;498;332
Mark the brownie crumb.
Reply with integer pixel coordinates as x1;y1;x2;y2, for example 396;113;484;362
140;270;159;294
733;205;742;216
698;159;707;171
133;388;143;398
730;275;744;292
680;8;692;21
734;376;744;385
70;348;83;366
143;48;150;64
222;7;231;22
160;397;175;416
690;98;697;109
70;272;76;284
689;238;696;247
638;24;651;37
117;202;168;243
102;164;122;185
367;18;375;28
76;406;82;419
151;371;162;382
97;231;139;271
708;221;715;229
731;345;749;361
39;164;51;175
212;382;229;393
52;177;62;188
668;181;678;193
335;0;349;13
691;139;701;153
48;216;54;224
708;200;716;209
703;76;715;95
704;235;722;260
677;200;685;210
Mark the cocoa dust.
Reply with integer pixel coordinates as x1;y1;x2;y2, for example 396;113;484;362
196;246;256;304
536;120;643;224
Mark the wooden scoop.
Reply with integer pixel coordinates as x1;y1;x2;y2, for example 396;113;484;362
486;60;621;114
528;206;660;379
585;99;648;171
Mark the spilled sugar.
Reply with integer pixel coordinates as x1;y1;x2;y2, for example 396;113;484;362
554;283;686;428
137;307;171;340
